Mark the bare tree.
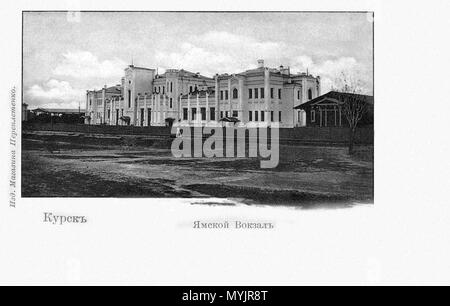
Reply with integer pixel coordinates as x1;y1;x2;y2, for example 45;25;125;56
332;72;370;155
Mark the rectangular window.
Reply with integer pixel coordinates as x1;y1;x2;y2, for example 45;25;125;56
261;111;265;122
183;108;188;120
225;90;229;100
192;108;197;120
225;111;229;118
271;111;274;122
210;107;215;121
128;90;131;108
170;82;173;92
190;86;193;93
162;86;165;94
270;88;274;99
232;110;238;118
220;111;224;118
254;88;259;99
169;98;173;108
248;89;252;99
201;107;206;120
311;110;315;122
255;111;259;121
220;91;224;100
249;111;252;121
260;88;265;99
278;88;282;99
279;111;282;122
297;90;301;100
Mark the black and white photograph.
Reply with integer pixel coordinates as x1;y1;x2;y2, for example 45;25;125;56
21;11;374;208
1;0;450;288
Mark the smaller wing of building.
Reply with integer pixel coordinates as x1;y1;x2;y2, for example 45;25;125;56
294;91;373;127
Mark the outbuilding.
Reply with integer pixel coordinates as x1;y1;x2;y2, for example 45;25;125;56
294;91;373;127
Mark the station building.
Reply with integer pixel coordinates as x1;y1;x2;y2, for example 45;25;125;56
85;60;321;128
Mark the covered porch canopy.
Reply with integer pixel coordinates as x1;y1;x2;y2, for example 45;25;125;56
119;116;131;125
219;117;240;123
219;117;240;126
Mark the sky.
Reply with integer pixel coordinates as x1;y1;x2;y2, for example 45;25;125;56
23;12;373;109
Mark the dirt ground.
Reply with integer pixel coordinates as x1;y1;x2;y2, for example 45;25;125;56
21;131;373;208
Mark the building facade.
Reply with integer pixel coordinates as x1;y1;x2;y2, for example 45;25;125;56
85;60;320;128
85;65;214;126
86;84;123;125
179;60;320;128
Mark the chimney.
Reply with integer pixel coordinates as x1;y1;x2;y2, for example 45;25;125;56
279;65;290;76
257;59;265;68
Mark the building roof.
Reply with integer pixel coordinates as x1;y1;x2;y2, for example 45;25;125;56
180;69;212;79
180;89;215;99
127;65;156;71
90;85;122;94
105;86;122;93
156;69;213;80
294;91;374;109
33;108;85;114
218;66;318;80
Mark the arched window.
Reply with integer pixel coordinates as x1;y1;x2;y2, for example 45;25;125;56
232;88;238;99
308;88;313;100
